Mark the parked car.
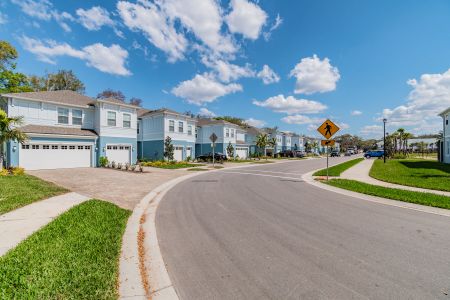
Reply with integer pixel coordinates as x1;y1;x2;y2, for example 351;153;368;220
196;152;228;162
294;150;306;158
344;150;352;156
364;150;384;158
330;151;340;157
276;150;295;158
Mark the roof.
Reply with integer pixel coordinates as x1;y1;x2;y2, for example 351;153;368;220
139;108;195;119
96;97;141;108
241;125;263;136
197;118;239;127
20;124;98;137
1;90;94;107
439;107;450;117
137;108;151;117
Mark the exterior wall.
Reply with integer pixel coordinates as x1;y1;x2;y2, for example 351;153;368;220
196;143;225;156
282;134;292;151
6;140;19;168
141;140;164;161
8;97;95;129
196;124;239;145
98;136;137;165
98;103;137;138
163;115;196;143
140;114;164;142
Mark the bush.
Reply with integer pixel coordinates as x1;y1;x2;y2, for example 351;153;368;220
99;156;109;167
11;167;25;176
186;156;191;162
0;169;9;176
391;153;408;159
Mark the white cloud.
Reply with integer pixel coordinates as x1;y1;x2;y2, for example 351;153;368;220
117;1;187;62
337;122;350;130
172;73;242;105
253;94;327;114
263;14;282;41
198;107;216;117
245;118;266;127
281;114;322;125
11;0;73;32
0;12;7;24
360;125;382;137
76;6;114;31
257;64;280;84
225;0;267;40
351;110;362;116
290;54;340;94
379;68;450;133
201;56;255;82
161;0;235;54
19;36;131;76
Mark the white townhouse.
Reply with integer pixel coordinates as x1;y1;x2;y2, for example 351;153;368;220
1;90;139;170
195;118;250;159
291;134;305;152
281;132;292;151
137;108;197;161
439;107;450;164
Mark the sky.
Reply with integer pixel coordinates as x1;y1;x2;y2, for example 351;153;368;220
1;0;450;139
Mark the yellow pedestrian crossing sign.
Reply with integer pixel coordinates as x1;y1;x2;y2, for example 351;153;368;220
317;119;340;139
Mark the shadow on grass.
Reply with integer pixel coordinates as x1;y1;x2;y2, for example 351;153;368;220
399;161;450;174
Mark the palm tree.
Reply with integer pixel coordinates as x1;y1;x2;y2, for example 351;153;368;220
396;128;405;153
268;137;277;157
0;109;28;170
255;133;268;157
402;132;413;154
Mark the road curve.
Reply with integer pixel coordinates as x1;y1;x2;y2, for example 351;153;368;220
156;157;450;299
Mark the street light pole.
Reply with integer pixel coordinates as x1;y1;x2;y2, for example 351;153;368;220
383;118;387;163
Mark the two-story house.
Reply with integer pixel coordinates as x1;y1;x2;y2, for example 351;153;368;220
1;90;138;170
291;134;304;151
195;119;248;158
281;132;292;151
243;125;264;156
439;107;450;164
137;108;197;161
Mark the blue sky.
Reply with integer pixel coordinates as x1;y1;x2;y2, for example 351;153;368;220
1;0;450;138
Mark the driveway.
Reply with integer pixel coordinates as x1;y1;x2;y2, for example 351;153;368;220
29;167;190;210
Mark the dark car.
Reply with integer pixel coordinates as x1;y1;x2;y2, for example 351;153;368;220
364;150;384;158
330;151;340;157
196;152;227;162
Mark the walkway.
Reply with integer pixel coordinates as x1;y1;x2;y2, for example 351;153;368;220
0;192;89;256
341;159;450;197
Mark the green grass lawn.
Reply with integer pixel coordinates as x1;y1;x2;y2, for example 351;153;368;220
0;200;131;299
0;174;67;215
313;158;364;176
324;179;450;210
370;159;450;192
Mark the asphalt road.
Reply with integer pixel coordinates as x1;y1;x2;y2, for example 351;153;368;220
156;157;450;299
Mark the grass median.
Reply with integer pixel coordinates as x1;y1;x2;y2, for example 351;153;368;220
313;158;364;176
0;200;131;299
0;174;67;215
370;159;450;192
324;179;450;210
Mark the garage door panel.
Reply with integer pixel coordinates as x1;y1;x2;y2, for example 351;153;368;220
105;145;131;165
174;146;183;161
20;144;92;170
236;147;248;159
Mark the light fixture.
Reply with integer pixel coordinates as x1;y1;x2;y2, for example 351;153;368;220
12;145;17;152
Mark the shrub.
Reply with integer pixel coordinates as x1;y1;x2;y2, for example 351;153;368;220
138;164;144;172
117;163;123;170
111;161;116;169
391;153;408;159
186;156;191;162
11;167;25;176
99;156;109;167
0;169;9;176
125;163;130;171
130;165;137;172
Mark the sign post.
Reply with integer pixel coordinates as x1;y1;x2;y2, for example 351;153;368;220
318;120;340;181
209;133;218;167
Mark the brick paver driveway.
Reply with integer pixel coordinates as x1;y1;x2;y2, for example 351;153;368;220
28;167;190;210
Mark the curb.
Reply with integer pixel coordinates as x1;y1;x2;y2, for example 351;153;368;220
301;170;450;218
118;159;301;299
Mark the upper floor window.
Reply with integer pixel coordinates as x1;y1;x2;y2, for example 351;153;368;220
188;125;192;135
137;122;140;134
178;121;184;133
107;111;116;126
123;113;131;128
231;129;235;138
169;120;175;132
72;109;82;125
195;127;198;138
58;108;69;124
226;128;230;137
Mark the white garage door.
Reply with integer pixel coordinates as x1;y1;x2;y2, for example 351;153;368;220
174;146;183;161
20;143;92;170
106;145;131;164
236;147;248;159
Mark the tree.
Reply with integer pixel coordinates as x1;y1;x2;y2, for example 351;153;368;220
214;116;248;127
267;137;277;157
255;133;268;157
0;109;28;169
163;136;174;161
226;142;234;159
97;89;126;102
46;70;85;93
129;97;143;107
0;41;32;93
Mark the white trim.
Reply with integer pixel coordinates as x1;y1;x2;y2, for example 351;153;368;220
3;95;91;109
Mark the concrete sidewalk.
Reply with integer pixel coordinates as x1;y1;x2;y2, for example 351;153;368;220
0;192;89;256
341;159;450;197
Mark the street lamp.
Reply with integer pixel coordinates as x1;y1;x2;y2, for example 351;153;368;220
383;118;387;163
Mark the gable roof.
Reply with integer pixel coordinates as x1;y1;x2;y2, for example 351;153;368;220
197;118;239;127
1;90;94;107
20;124;97;137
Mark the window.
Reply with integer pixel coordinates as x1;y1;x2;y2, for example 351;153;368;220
123;113;131;128
52;145;58;150
195;128;198;138
22;144;29;149
137;122;140;134
231;129;235;138
72;109;82;125
43;145;50;150
32;145;39;149
169;120;175;132
107;111;116;126
58;108;69;124
226;128;229;137
178;121;184;133
78;146;84;150
188;125;192;135
61;145;68;150
69;145;76;150
85;146;91;150
107;145;112;150
124;146;130;150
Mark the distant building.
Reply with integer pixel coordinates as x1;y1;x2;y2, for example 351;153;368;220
439;107;450;164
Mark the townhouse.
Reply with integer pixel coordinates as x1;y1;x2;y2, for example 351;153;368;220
291;134;305;152
1;90;138;170
439;107;450;164
137;108;197;161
